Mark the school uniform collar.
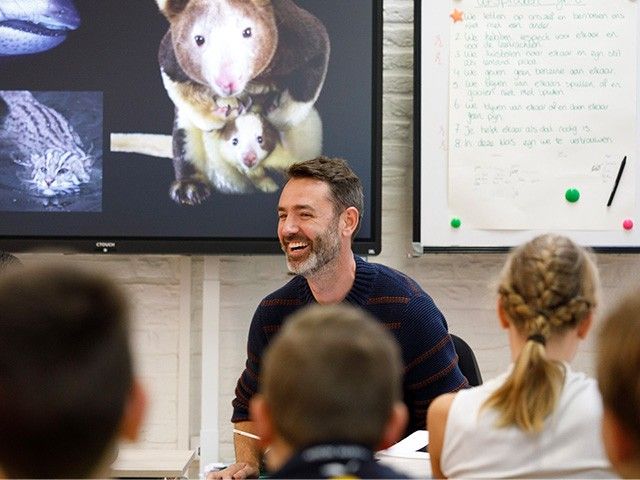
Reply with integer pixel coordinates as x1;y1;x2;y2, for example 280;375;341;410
271;442;375;478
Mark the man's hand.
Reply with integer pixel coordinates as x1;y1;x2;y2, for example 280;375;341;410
208;422;261;479
206;462;259;479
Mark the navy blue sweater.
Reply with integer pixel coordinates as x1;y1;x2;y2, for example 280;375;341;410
232;256;468;432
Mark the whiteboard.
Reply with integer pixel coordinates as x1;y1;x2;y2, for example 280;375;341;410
413;0;640;251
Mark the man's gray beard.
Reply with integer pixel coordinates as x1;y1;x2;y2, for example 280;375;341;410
284;222;341;277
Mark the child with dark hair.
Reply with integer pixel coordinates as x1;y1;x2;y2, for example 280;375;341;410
0;263;146;478
250;303;409;479
597;289;640;478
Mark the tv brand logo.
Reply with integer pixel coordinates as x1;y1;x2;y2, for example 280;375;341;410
95;241;116;253
96;242;116;248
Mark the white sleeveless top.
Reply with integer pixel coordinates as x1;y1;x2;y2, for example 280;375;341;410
441;364;616;478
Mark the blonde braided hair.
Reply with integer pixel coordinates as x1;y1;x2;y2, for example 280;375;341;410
483;234;598;432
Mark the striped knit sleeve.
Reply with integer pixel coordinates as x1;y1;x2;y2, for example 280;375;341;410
231;306;268;423
399;295;469;432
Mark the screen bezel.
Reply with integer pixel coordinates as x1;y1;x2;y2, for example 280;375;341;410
0;0;382;255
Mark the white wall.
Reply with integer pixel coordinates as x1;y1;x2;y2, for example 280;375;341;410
15;0;640;465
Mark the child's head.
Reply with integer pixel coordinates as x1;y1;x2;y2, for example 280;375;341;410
252;303;407;452
498;233;598;340
484;234;599;433
0;263;146;478
598;290;640;478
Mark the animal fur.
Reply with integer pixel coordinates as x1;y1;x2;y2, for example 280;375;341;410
204;106;322;193
156;0;329;204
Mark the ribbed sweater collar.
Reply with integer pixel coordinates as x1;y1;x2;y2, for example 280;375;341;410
299;255;377;305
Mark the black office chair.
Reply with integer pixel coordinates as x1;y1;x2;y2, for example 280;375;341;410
451;334;483;386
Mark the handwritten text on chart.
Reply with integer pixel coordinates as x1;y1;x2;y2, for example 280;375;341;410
447;0;636;230
449;5;630;154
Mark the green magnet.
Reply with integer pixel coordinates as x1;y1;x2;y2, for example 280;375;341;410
450;217;462;228
565;188;580;203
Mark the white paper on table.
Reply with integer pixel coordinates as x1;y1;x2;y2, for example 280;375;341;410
376;430;429;459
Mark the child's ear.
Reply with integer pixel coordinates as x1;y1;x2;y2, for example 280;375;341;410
119;379;147;441
376;402;408;451
576;313;593;339
250;394;274;448
497;300;510;329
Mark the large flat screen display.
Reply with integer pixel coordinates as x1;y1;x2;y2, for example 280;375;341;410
0;0;381;254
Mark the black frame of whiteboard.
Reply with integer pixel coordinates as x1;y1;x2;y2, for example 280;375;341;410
0;0;382;255
412;1;639;254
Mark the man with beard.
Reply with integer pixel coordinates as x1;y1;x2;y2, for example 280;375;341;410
210;156;468;479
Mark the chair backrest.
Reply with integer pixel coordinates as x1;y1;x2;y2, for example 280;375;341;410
451;334;483;386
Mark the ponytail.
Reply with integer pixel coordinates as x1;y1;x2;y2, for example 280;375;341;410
482;336;565;433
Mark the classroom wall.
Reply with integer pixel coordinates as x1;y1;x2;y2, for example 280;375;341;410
16;0;640;463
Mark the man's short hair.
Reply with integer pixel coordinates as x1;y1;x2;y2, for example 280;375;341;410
0;264;133;478
286;156;364;237
261;303;402;448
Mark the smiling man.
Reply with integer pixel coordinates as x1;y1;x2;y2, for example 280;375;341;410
211;156;468;479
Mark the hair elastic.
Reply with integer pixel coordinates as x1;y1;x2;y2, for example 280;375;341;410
527;333;546;346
